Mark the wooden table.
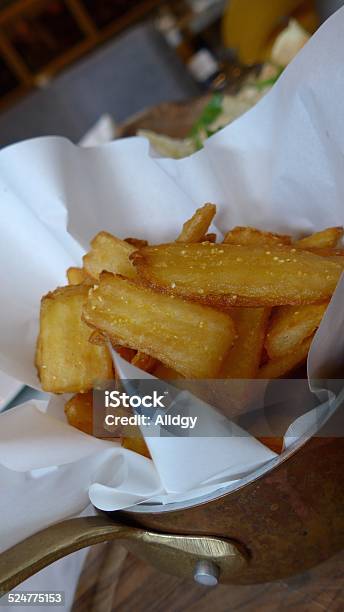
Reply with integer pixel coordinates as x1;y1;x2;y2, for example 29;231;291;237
72;543;344;611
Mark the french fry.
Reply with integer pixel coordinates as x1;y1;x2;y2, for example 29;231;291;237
94;327;140;372
220;308;271;378
114;346;137;362
125;237;149;248
265;303;328;359
258;337;313;379
122;436;151;458
153;364;183;379
200;233;217;243
34;335;42;371
131;243;342;307
83;273;236;378
64;393;150;460
127;216;217;374
83;231;136;280
131;352;158;373
295;227;343;249
223;227;291;247
65;391;93;435
324;256;344;268
176;203;216;243
297;247;344;268
301;247;344;257
38;285;113;393
67;267;93;286
128;213;217;374
83;233;158;395
88;330;107;345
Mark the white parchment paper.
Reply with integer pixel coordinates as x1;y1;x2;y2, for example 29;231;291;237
1;8;344;551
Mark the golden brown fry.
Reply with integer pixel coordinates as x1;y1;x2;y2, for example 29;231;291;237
302;247;344;257
295;227;343;249
67;267;93;286
153;364;183;379
200;233;217;243
88;330;106;345
83;231;136;280
265;303;328;359
34;336;42;372
83;273;236;378
122;436;151;458
258;337;313;379
127;213;215;375
297;247;344;268
38;285;113;393
125;237;149;248
131;352;158;373
176;203;216;243
112;346;137;363
327;256;344;267
223;226;291;247
65;391;93;435
65;393;149;451
132;243;342;307
220;308;270;378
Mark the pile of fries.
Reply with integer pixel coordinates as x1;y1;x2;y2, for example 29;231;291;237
36;204;343;455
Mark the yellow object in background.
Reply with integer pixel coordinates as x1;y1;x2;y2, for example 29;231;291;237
222;0;318;65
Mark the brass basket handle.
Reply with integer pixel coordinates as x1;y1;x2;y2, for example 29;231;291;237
0;515;248;594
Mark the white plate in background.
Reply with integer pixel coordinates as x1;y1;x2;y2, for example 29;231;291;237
0;370;23;412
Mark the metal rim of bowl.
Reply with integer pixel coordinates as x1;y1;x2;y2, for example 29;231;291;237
127;389;342;514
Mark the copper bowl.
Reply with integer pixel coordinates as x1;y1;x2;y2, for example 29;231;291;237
123;410;344;584
0;392;342;594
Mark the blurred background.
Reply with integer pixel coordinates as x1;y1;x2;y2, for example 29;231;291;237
0;0;342;149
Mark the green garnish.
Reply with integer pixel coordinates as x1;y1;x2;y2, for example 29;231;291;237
189;93;224;150
254;66;284;91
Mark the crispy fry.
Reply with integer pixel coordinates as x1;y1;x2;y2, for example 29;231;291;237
65;391;93;435
64;393;149;456
132;243;342;307
127;214;215;374
83;231;136;280
153;364;183;379
220;308;270;378
131;352;158;373
83;273;236;378
297;247;344;268
265;303;328;359
34;335;42;371
125;237;149;248
67;267;93;286
295;227;343;249
113;346;137;362
38;285;113;393
200;233;217;243
302;247;344;257
176;203;216;243
258;337;313;379
224;226;291;247
88;330;107;345
326;256;344;267
122;436;151;458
